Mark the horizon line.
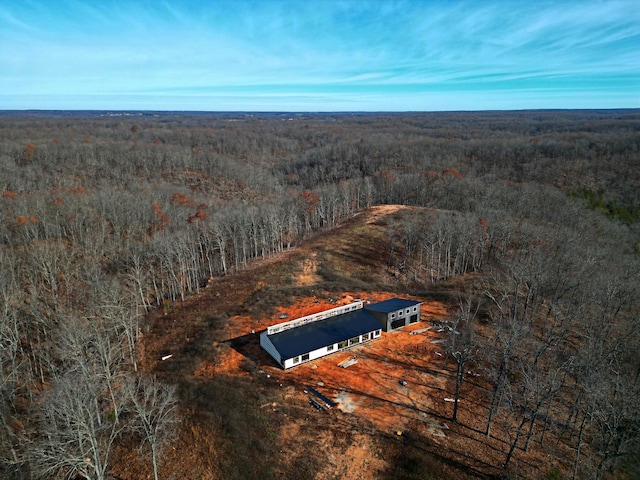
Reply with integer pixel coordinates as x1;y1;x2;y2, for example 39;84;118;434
1;107;638;116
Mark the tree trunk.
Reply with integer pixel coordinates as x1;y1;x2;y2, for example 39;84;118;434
452;361;463;423
503;415;528;471
152;444;159;480
573;416;587;480
486;365;505;437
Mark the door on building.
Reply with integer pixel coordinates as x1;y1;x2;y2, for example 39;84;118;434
390;318;405;330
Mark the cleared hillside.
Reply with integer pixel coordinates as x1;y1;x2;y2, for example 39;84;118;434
131;205;593;480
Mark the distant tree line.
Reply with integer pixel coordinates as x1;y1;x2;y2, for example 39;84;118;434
0;110;638;479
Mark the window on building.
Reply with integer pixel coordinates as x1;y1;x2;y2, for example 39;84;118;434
373;330;381;338
398;310;404;317
349;336;360;346
327;344;334;352
338;340;348;349
301;353;310;361
391;313;396;319
406;309;411;314
293;356;300;364
362;333;370;341
413;306;418;312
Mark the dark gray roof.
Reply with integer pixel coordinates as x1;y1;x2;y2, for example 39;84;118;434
364;298;421;313
267;309;381;360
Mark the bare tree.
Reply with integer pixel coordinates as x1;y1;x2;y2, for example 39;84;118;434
482;274;531;438
446;291;481;424
0;308;22;469
124;248;153;314
210;216;228;275
29;373;129;480
589;325;640;480
129;376;179;480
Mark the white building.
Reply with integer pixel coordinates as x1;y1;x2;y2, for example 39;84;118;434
260;298;421;369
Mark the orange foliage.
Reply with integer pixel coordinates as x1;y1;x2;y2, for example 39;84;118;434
442;167;462;179
188;210;209;223
171;192;196;208
299;191;320;213
1;190;19;199
152;204;170;230
187;203;209;223
479;217;488;233
23;143;35;160
14;215;39;226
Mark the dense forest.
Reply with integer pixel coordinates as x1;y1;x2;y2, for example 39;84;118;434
0;110;639;479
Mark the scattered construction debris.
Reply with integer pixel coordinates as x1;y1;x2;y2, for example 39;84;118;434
306;385;336;409
161;354;173;361
410;327;431;335
338;355;358;368
309;397;326;411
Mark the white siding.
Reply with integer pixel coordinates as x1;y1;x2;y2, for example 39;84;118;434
282;329;380;369
260;331;282;367
267;301;364;335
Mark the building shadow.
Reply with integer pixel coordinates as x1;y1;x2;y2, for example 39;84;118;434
226;331;278;367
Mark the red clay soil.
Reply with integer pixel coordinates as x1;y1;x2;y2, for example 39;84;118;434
195;291;451;436
134;205;579;480
189;291;457;477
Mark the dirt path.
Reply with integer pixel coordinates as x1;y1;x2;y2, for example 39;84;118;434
139;204;560;480
295;250;321;286
364;204;412;224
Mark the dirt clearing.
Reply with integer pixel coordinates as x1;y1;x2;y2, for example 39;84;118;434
139;205;572;480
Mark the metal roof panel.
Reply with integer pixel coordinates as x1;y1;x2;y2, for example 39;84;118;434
267;309;381;360
364;298;421;313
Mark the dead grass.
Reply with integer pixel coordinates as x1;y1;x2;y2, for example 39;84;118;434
132;205;577;480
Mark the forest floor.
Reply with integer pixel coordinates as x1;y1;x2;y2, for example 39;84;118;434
129;205;575;480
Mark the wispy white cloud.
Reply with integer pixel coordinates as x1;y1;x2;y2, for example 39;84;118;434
0;6;35;32
0;0;638;110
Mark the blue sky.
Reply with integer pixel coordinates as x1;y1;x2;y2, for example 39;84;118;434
0;0;638;111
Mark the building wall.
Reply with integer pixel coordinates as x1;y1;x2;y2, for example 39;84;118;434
393;303;421;329
282;328;381;369
261;300;422;369
260;331;282;367
267;300;364;335
375;303;421;331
